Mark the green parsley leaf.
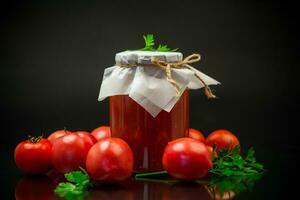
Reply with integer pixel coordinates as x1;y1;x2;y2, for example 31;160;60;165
130;34;178;52
55;169;92;200
143;34;155;50
209;146;265;198
55;182;77;196
156;44;178;52
65;171;90;185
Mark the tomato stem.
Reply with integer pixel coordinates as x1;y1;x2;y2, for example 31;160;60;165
135;171;168;178
28;135;43;143
135;177;177;185
79;166;89;176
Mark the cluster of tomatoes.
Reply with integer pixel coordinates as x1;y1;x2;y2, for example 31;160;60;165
14;127;240;182
163;129;240;180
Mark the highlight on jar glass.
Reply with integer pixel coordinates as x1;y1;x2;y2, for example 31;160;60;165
98;34;220;172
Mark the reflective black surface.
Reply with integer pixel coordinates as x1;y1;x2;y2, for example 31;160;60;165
11;174;250;200
0;0;298;199
0;147;284;200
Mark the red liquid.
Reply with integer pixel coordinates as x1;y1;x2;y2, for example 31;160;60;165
109;90;189;172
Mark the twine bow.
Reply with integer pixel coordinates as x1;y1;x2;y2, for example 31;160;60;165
117;53;216;98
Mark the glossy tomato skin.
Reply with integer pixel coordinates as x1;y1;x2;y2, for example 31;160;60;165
75;131;97;147
206;129;240;151
51;133;92;173
162;138;212;181
14;139;52;174
91;126;111;141
86;138;133;182
188;128;205;143
48;129;72;144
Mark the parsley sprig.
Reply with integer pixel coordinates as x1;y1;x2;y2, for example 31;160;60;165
55;168;92;200
209;146;265;197
131;34;178;52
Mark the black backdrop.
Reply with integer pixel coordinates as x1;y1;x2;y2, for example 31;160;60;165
0;0;298;199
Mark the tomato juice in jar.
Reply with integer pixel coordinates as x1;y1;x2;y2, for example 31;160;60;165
110;90;189;172
98;50;219;172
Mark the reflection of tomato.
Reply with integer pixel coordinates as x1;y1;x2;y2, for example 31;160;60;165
162;183;211;200
91;126;111;141
206;130;240;151
188;128;205;143
14;138;52;174
89;185;133;200
15;175;55;200
86;138;133;182
162;138;212;181
46;168;65;185
52;133;92;173
48;129;72;144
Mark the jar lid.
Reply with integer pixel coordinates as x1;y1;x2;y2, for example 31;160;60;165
99;51;220;117
115;51;183;65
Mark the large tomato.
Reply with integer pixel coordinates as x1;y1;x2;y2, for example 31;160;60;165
162;137;212;181
48;129;72;144
91;126;111;141
206;129;240;151
51;133;93;173
15;175;55;200
14;137;52;174
188;128;205;143
86;138;133;182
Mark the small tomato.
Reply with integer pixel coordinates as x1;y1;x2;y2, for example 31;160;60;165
48;129;72;144
86;138;133;182
74;131;97;147
14;137;52;174
206;129;240;151
162;137;212;181
91;126;111;141
188;128;205;143
51;133;92;173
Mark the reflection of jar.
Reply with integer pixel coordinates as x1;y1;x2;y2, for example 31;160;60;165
110;90;189;172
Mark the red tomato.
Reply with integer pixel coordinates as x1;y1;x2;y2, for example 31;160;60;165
91;126;111;141
86;138;133;182
51;133;92;173
162;137;212;181
48;129;72;144
15;175;55;200
188;128;205;143
14;138;52;174
75;131;97;147
206;129;240;151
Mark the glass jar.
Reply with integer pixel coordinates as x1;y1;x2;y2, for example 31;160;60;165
110;90;189;172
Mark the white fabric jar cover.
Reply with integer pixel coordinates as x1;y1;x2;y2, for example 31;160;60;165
98;51;220;117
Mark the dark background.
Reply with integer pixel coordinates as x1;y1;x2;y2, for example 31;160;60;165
0;0;298;199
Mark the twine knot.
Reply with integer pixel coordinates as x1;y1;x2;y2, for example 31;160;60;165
117;53;216;99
